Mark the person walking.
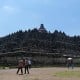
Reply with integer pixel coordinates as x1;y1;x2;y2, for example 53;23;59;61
67;57;74;69
28;59;32;69
16;59;24;75
24;58;29;74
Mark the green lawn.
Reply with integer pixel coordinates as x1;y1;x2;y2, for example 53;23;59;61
54;70;80;78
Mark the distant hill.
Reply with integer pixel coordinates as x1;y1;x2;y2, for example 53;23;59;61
0;24;80;56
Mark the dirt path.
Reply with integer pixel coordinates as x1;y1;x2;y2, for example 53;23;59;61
0;67;80;80
0;69;24;80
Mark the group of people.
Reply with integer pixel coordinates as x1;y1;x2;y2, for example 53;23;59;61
16;56;74;75
16;58;31;75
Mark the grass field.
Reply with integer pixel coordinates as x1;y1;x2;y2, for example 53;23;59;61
55;70;80;78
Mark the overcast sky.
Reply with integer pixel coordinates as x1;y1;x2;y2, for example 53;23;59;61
0;0;80;37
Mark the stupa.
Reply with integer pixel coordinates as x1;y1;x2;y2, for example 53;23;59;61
38;24;47;33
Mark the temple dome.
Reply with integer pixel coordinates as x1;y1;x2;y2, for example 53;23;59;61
38;24;47;33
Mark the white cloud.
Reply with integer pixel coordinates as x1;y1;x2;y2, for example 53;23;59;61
3;5;15;13
1;5;19;15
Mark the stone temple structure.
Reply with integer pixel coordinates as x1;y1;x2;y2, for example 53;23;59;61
38;24;47;33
